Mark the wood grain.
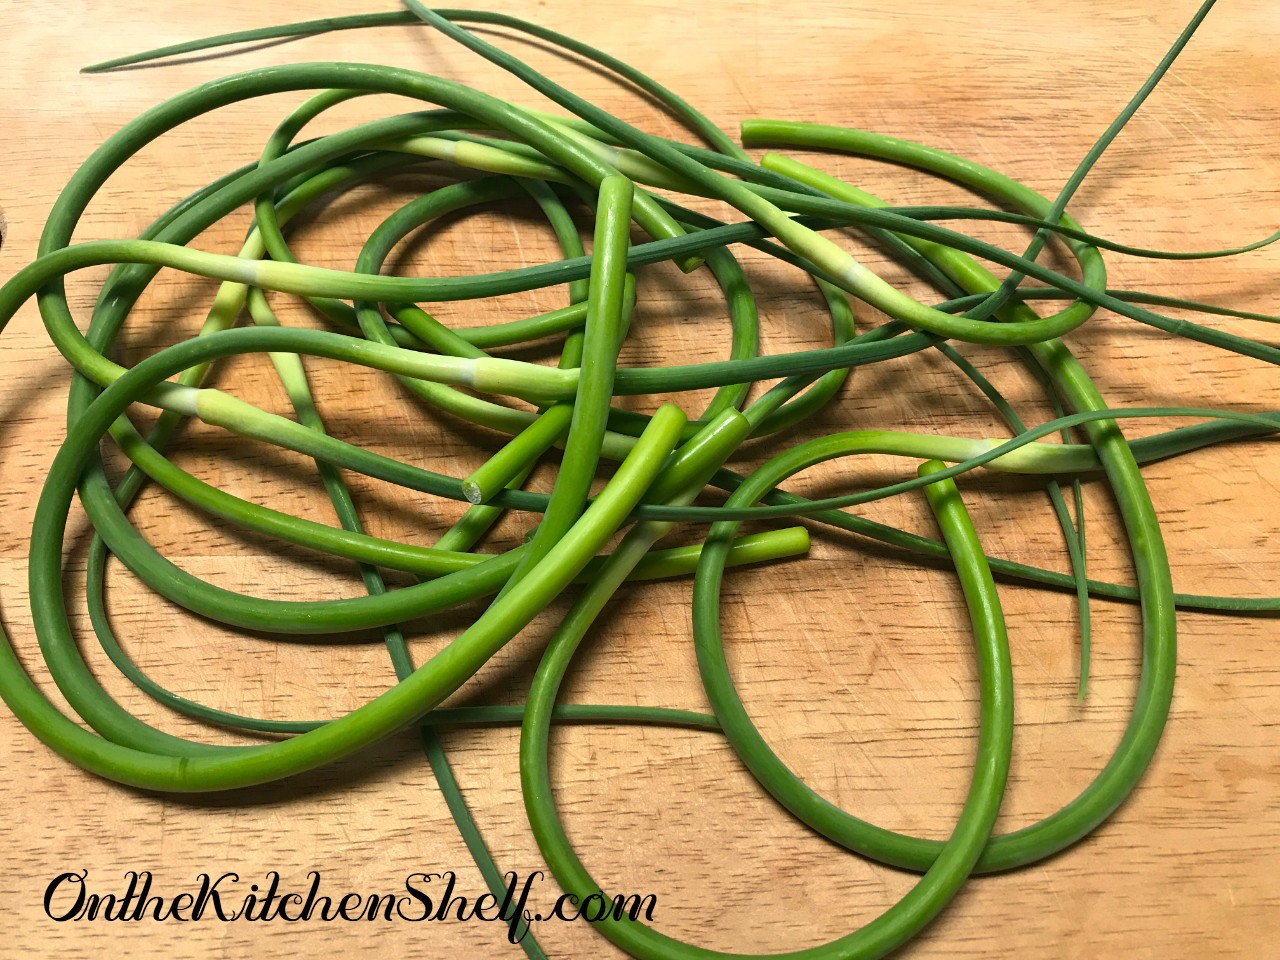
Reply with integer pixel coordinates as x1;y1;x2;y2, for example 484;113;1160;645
1;1;1277;958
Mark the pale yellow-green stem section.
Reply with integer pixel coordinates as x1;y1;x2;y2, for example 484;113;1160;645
538;120;699;192
373;135;570;182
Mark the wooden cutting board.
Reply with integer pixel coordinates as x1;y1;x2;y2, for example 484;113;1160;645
1;1;1276;957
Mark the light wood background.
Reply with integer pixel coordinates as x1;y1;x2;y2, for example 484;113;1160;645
1;1;1277;958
